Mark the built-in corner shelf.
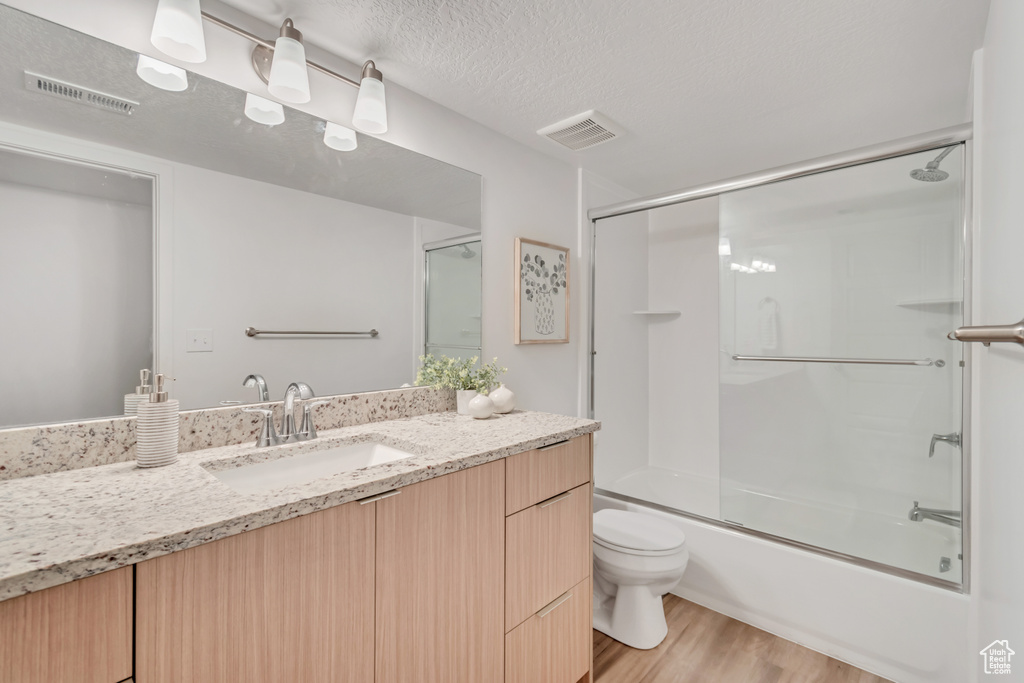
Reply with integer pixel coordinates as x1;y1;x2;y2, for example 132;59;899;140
632;310;681;316
896;298;962;312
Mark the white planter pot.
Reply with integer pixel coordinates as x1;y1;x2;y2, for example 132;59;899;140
456;390;477;415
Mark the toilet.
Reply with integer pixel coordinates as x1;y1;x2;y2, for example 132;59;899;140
592;509;689;650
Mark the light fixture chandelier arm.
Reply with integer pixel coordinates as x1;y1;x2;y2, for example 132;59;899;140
199;11;363;89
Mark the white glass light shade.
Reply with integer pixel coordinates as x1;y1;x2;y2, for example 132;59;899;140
324;122;358;151
244;93;285;125
352;76;387;134
718;237;731;256
150;0;207;64
267;36;310;104
136;55;188;92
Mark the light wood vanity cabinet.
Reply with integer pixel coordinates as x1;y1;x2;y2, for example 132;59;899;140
12;430;594;683
505;434;594;683
136;501;376;683
375;460;505;683
0;567;132;683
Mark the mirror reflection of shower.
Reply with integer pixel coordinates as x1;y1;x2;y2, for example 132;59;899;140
424;237;482;361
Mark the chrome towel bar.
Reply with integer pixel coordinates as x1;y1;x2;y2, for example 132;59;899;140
732;355;939;367
947;319;1024;346
246;327;379;338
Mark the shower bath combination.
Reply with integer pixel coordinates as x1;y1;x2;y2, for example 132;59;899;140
590;131;968;590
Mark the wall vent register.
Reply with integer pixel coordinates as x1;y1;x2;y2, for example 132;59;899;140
24;71;137;115
538;109;622;151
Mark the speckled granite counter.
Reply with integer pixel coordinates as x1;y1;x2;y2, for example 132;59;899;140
0;410;599;603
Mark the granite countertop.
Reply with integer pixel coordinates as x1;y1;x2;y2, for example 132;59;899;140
0;410;599;603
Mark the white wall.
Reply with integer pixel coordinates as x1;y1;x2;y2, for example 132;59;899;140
171;165;416;408
972;0;1024;676
6;0;582;416
0;180;151;426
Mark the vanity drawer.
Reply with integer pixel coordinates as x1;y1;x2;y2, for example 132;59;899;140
506;433;591;515
505;577;591;683
505;481;591;631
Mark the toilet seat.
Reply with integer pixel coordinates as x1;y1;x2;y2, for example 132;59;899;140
593;509;686;557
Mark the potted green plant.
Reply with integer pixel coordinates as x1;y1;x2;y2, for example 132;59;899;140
416;355;506;415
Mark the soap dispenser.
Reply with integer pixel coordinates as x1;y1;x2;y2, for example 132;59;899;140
124;369;152;416
136;373;180;468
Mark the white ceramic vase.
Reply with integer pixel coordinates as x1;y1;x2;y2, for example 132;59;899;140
456;389;477;415
468;393;495;419
489;384;516;414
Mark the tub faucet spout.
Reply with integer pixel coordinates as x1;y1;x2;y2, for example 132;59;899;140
908;501;961;528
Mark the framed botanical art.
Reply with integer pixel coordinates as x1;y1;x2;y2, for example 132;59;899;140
515;237;569;344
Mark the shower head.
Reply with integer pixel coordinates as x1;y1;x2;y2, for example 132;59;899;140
910;146;955;182
460;244;476;258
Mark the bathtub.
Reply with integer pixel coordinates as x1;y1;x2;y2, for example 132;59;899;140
593;489;970;683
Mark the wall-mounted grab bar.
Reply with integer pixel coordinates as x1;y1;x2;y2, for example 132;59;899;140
732;355;939;367
947;319;1024;346
245;327;379;338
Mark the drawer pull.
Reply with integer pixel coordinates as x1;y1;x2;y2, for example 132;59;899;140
537;591;573;618
538;490;573;508
538;439;570;451
358;489;401;505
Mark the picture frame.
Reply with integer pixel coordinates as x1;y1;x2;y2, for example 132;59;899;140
515;237;569;344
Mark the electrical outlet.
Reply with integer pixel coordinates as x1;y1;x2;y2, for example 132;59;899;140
186;328;213;352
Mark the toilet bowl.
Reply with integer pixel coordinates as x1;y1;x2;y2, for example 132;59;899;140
592;509;689;650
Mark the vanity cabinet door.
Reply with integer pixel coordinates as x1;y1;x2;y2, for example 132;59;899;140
375;460;505;683
135;501;375;683
0;567;132;683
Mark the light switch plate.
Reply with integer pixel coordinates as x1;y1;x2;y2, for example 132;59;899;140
186;328;213;352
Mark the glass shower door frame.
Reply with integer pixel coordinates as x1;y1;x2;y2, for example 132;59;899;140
586;125;973;593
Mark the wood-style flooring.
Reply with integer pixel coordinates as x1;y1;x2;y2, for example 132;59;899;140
593;595;894;683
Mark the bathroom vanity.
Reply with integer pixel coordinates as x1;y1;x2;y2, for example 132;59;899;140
0;401;598;683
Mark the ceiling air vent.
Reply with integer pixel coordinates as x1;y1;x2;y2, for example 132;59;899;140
538;110;622;151
24;71;137;116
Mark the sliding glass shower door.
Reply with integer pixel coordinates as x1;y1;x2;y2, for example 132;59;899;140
718;146;965;581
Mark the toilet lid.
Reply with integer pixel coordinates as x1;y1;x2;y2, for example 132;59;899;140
593;509;686;553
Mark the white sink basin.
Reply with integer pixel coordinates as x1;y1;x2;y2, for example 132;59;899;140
208;441;416;495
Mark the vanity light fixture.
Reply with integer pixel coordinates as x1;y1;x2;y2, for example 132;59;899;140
244;93;285;125
352;61;388;134
158;7;391;134
266;19;310;104
149;0;207;64
136;54;189;92
718;237;731;257
323;122;358;151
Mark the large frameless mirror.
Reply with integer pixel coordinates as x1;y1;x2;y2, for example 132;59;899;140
0;3;482;429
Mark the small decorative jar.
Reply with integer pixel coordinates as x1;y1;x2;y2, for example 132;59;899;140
468;393;495;419
489;384;516;414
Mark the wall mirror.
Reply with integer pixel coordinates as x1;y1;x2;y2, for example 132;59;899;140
0;3;483;429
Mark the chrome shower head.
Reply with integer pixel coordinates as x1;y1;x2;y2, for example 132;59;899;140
460;244;476;258
910;146;955;182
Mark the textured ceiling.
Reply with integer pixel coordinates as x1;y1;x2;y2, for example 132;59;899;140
219;0;990;196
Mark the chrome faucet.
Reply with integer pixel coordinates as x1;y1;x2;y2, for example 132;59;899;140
929;432;961;457
243;374;269;402
908;501;961;528
280;382;314;443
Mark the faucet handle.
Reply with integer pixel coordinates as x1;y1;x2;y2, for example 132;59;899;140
242;407;279;448
299;400;331;441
